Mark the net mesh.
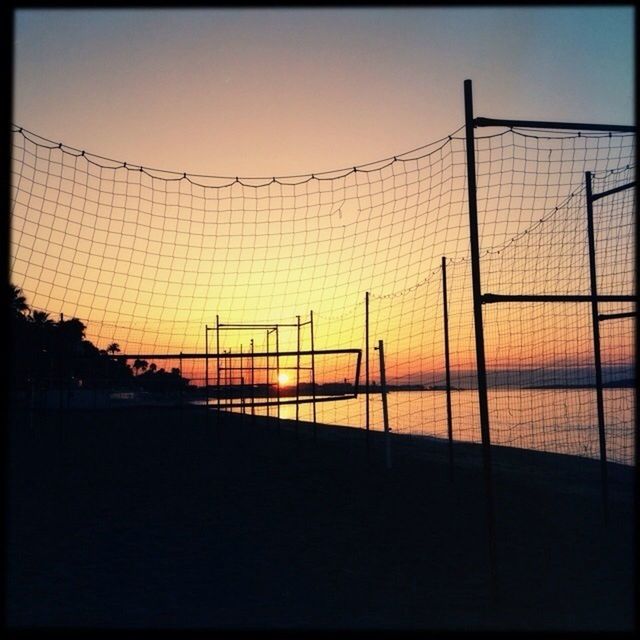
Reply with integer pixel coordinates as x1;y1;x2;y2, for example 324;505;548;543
10;124;635;464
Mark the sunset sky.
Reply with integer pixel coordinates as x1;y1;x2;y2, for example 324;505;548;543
10;7;635;385
13;7;634;177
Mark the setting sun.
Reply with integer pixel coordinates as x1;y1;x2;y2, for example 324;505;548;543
277;373;290;386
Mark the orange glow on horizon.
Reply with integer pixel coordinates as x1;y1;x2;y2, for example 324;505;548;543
9;124;635;390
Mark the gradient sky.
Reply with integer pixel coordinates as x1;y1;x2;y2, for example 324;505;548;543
13;7;634;177
10;6;636;390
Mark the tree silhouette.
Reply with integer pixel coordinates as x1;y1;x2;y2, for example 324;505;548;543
9;283;188;396
107;343;121;355
29;310;55;360
10;284;29;318
136;363;189;392
30;310;54;328
133;359;148;376
57;318;86;345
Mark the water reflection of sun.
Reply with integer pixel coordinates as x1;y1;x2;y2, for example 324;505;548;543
277;372;289;386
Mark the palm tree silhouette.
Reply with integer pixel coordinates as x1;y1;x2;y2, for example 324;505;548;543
29;311;55;353
30;310;53;327
107;343;121;356
133;359;148;376
10;284;29;318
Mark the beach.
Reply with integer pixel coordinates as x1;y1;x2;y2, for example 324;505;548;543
6;404;635;630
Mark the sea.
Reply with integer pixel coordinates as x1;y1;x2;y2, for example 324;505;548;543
198;388;635;466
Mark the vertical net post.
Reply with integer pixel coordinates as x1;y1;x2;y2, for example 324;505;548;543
585;171;609;524
240;344;245;415
464;78;498;600
179;351;183;410
310;310;317;441
205;326;209;411
276;326;281;427
250;339;255;420
223;350;228;409
377;340;391;470
365;291;371;454
442;256;454;482
266;329;271;418
216;316;221;419
296;315;301;435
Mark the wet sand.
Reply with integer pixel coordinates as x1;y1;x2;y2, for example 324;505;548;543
6;405;636;630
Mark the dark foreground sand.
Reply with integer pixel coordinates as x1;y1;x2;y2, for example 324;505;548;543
6;405;636;630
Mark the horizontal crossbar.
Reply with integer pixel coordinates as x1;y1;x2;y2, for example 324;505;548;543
216;323;301;329
218;366;313;371
474;117;636;133
482;294;637;304
115;349;361;360
590;181;635;202
598;311;637;321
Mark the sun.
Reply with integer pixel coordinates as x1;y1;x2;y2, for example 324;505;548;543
277;372;290;386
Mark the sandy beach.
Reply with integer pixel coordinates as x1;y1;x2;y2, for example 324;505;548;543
6;404;635;630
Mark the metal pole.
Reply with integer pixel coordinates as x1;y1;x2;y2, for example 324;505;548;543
598;311;636;321
103;355;108;410
296;315;301;434
227;350;231;408
365;291;370;454
464;79;498;598
117;348;361;360
586;171;609;524
179;351;183;410
266;329;271;417
591;181;636;201
216;316;221;416
483;293;635;304
442;257;454;481
310;310;317;441
251;338;255;419
377;340;391;470
224;350;229;410
240;344;244;415
474;117;636;133
205;325;209;410
276;326;281;426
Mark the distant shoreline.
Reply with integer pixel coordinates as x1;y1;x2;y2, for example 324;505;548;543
522;380;635;390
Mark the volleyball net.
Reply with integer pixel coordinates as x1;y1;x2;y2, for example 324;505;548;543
9;120;635;463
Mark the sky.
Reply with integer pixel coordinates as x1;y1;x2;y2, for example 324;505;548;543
9;6;636;386
13;7;635;177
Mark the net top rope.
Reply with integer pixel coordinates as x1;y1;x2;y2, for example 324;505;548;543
12;123;632;189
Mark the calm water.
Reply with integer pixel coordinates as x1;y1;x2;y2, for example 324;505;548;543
201;388;635;466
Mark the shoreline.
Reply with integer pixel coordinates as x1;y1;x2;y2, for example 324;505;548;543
12;395;636;471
